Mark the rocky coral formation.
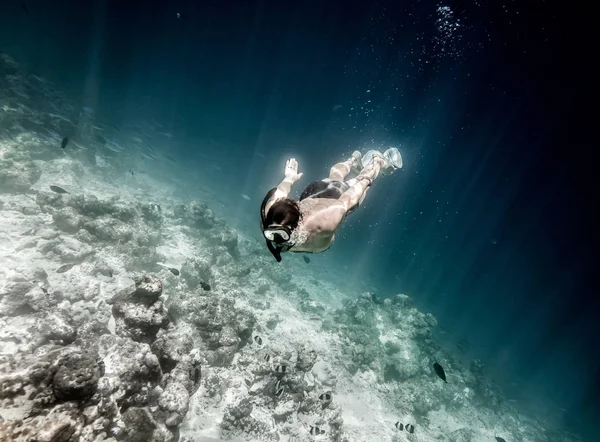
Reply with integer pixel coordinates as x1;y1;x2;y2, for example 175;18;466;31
0;272;199;442
0;148;42;193
333;292;437;382
0;267;49;316
107;274;169;344
166;289;255;367
35;191;165;271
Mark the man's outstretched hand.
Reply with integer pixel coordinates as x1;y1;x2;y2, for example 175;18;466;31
284;158;303;182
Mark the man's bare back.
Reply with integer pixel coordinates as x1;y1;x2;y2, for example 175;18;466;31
260;148;402;261
291;198;344;253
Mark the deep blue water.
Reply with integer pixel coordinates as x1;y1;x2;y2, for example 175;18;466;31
1;0;596;438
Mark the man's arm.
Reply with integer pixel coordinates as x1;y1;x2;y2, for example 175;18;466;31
265;158;303;214
273;176;294;200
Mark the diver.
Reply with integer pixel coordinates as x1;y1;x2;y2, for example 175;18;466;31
260;148;402;261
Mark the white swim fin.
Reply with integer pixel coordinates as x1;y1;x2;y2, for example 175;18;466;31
383;147;402;171
361;148;402;175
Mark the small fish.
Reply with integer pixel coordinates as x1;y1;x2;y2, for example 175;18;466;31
56;263;75;273
433;362;447;383
489;236;498;245
176;12;181;19
275;387;284;397
129;170;134;176
264;354;271;362
332;104;343;111
244;379;251;387
318;393;331;401
406;424;415;433
241;194;251;201
495;438;506;442
169;268;180;276
309;426;325;436
275;379;282;390
49;185;68;194
303;255;310;264
275;364;286;374
253;335;263;345
395;422;404;430
61;136;69;150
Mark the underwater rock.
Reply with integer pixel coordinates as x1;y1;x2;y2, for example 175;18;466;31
52;207;83;233
173;200;216;229
180;257;214;290
106;275;168;343
449;427;478;442
219;325;240;347
121;406;174;442
40;193;160;247
82;216;134;242
219;226;239;258
78;196;138;222
97;334;161;382
109;274;163;305
296;343;318;372
0;154;42;193
0;267;49;316
141;203;163;225
221;397;253;430
469;359;485;378
166;291;255;360
37;311;76;344
163;355;202;396
158;381;189;427
20;402;85;441
51;236;93;261
111;298;169;344
53;350;103;401
151;329;194;372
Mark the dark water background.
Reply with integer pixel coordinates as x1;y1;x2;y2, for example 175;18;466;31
1;0;596;438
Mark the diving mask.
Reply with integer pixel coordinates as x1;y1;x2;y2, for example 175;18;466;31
263;224;292;243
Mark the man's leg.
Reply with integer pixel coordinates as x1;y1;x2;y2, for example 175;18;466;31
339;156;386;211
327;151;362;181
